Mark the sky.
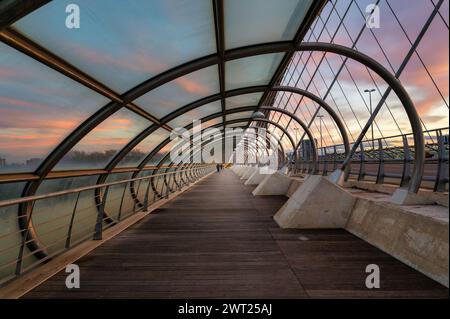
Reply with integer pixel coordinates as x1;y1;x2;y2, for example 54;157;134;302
0;0;448;172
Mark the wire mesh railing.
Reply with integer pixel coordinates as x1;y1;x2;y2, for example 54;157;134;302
290;128;449;192
0;164;215;286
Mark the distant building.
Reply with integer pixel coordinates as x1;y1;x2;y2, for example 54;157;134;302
299;139;317;160
0;158;6;168
26;158;42;167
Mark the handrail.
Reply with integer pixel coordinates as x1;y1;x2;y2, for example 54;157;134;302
290;127;449;192
0;163;201;184
0;164;216;285
0;166;212;208
314;127;450;153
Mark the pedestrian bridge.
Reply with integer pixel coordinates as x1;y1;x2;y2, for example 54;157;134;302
1;169;446;298
0;0;448;299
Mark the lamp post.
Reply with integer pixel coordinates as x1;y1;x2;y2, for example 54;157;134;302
293;127;300;142
364;89;376;150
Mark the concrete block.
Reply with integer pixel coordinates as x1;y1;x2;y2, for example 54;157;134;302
390;188;436;205
328;168;346;185
237;166;249;177
347;199;449;287
286;177;305;198
244;169;266;186
252;172;293;196
274;175;356;229
232;166;242;175
241;167;256;180
345;180;449;207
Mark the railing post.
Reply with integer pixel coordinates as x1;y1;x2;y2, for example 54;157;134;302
65;192;81;249
322;147;328;176
93;186;109;240
400;135;412;187
143;178;152;210
185;169;191;185
358;143;366;181
376;139;385;185
133;179;143;213
164;173;170;199
152;176;159;202
169;172;176;193
332;145;337;171
307;144;312;174
180;168;187;187
15;201;36;276
434;130;448;192
117;181;128;221
174;168;182;191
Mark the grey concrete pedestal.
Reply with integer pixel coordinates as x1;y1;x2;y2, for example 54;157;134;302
252;172;293;196
274;175;356;228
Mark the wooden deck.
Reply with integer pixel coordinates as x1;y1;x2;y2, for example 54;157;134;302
24;170;448;298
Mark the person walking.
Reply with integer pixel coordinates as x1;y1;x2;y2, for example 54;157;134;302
216;163;220;173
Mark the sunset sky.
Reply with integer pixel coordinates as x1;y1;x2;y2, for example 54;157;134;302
0;0;448;172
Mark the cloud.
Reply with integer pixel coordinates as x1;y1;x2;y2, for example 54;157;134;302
0;96;56;113
174;77;209;95
70;43;168;76
0;67;19;79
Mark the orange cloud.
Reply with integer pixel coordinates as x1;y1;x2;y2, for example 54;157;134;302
0;132;61;156
93;117;135;133
0;108;80;130
0;96;56;112
174;77;209;95
112;118;132;125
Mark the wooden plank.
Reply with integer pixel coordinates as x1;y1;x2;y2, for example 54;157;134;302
0;172;214;299
21;170;448;298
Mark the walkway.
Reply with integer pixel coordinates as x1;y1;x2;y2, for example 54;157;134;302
24;170;448;298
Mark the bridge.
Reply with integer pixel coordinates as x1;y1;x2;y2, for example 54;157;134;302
0;0;448;299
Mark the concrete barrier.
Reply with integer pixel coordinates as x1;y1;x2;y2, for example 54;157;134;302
286;177;305;197
244;169;265;185
252;172;293;196
241;167;257;180
274;175;356;228
272;175;449;287
237;166;249;177
344;180;448;207
347;199;449;287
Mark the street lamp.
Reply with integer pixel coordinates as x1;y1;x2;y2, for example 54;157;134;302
293;127;300;142
364;89;376;150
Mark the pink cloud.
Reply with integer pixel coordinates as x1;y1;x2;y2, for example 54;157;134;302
0;96;56;113
0;67;19;79
174;77;209;95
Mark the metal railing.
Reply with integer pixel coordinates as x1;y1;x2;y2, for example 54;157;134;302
0;164;215;285
290;128;449;192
